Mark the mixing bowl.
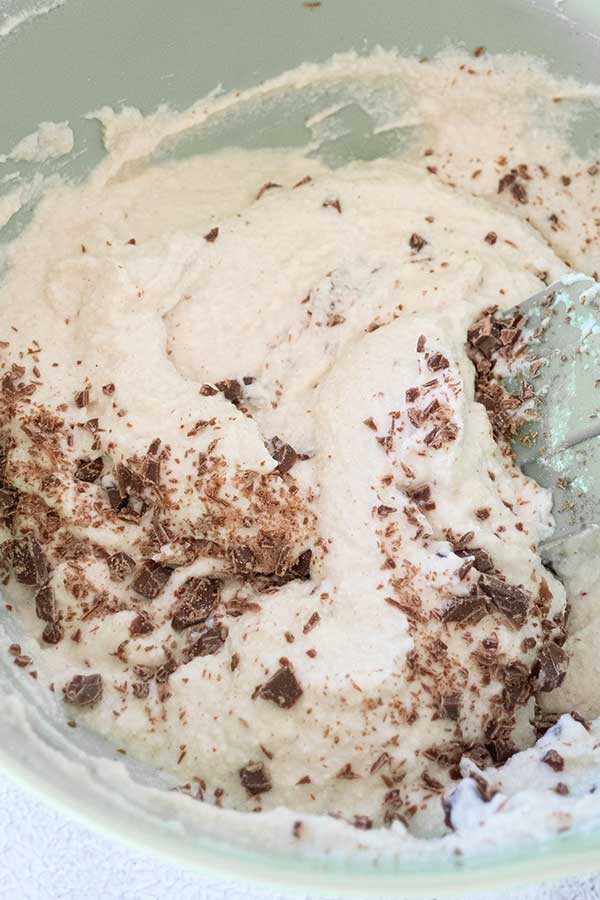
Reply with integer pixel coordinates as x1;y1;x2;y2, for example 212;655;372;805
1;0;600;894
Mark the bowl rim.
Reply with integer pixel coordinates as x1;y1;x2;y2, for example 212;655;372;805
2;743;600;897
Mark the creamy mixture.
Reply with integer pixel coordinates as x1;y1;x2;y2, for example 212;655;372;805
1;49;600;845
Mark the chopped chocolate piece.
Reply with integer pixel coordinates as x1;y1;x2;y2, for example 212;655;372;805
0;486;18;523
143;439;161;484
132;559;172;599
103;479;127;512
129;611;154;637
484;231;498;245
35;584;57;622
337;763;360;780
107;552;135;582
352;815;373;830
171;576;220;630
259;666;303;709
290;549;312;580
240;761;272;795
74;387;90;408
502;660;531;707
555;782;569;795
442;592;487;626
42;621;63;644
133;664;154;682
199;383;218;396
216;379;243;404
542;749;564;772
405;387;420;402
427;352;449;371
440;693;461;720
186;626;227;659
75;457;104;483
479;575;529;629
63;673;103;707
475;507;490;520
533;641;568;692
230;544;256;575
455;546;494;574
511;181;528;204
102;383;115;396
204;227;219;243
117;495;147;523
409;233;427;252
12;535;49;585
269;436;298;476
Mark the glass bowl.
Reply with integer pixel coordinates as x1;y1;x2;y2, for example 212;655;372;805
1;0;600;894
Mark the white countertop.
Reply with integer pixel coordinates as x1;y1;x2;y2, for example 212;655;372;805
1;771;598;900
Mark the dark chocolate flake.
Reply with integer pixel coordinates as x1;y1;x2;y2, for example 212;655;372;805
240;761;272;795
409;233;428;252
42;621;64;644
12;536;48;585
204;227;219;243
63;673;103;708
269;436;298;476
132;559;172;599
290;549;312;580
129;611;154;637
216;379;243;405
186;626;227;660
440;693;461;720
427;353;450;372
259;666;303;709
35;584;57;622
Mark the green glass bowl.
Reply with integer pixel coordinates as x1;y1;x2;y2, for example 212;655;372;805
1;0;600;894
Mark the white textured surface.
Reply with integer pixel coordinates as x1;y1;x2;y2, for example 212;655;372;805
0;772;598;900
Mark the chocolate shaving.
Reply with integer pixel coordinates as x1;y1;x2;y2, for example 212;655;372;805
63;673;103;707
204;227;219;243
322;198;342;213
256;182;282;201
259;666;303;709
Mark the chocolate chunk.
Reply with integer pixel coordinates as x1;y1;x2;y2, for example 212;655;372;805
42;621;64;644
455;547;494;574
442;592;487;625
143;439;161;484
12;535;48;585
511;181;528;204
484;231;498;245
171;576;220;630
35;584;57;622
502;660;531;708
63;673;103;707
75;457;104;483
132;559;172;599
533;641;568;692
117;495;147;523
405;387;420;402
74;387;90;408
103;479;127;512
107;552;135;582
204;227;219;243
132;682;150;699
409;233;427;252
498;172;516;194
230;544;256;575
427;353;449;371
186;626;227;659
290;549;312;580
240;761;272;795
216;379;243;404
259;666;303;709
440;693;461;720
129;611;154;637
479;575;529;629
269;436;298;476
542;749;564;772
199;384;218;396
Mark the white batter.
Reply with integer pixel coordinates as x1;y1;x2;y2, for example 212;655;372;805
1;49;600;842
